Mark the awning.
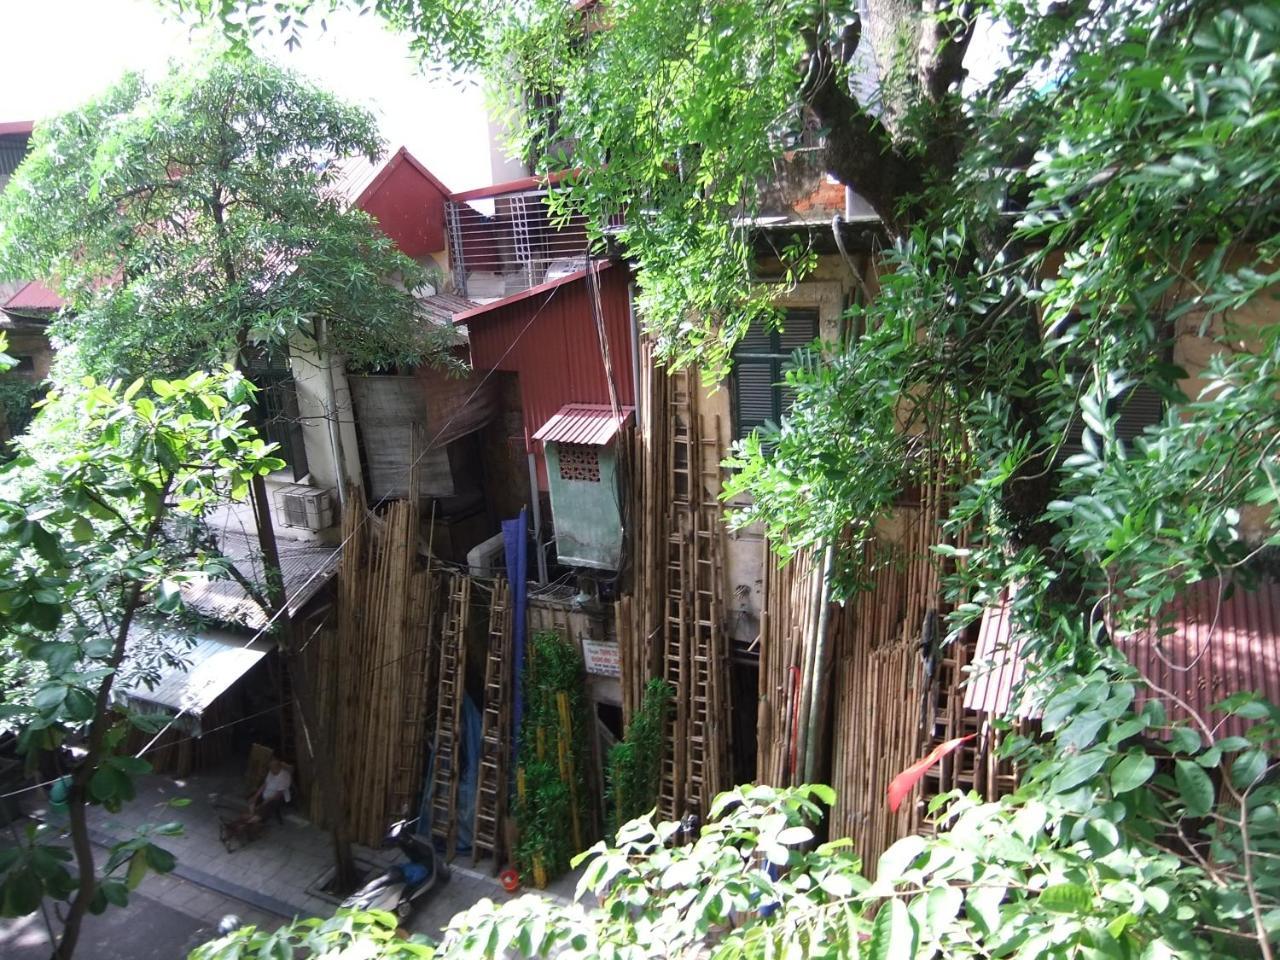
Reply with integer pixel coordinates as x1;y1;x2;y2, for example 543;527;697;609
119;627;273;732
532;403;635;446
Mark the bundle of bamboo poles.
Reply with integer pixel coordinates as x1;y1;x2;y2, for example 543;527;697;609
623;337;668;727
755;544;823;788
305;487;440;846
825;463;966;873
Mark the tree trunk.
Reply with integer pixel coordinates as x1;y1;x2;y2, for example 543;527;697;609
54;505;165;960
246;471;357;892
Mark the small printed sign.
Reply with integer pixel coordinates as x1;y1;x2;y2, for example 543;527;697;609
582;637;621;678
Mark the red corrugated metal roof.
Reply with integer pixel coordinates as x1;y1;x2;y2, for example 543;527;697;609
964;578;1280;740
464;261;635;491
330;146;452;209
1118;577;1280;741
1;280;63;313
0;121;34;136
533;403;634;445
963;589;1032;716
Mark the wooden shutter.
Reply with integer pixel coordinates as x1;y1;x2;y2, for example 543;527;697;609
730;309;820;441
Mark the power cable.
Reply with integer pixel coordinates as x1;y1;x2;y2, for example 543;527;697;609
129;270;575;757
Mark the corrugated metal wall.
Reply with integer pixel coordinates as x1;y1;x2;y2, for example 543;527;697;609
465;263;635;489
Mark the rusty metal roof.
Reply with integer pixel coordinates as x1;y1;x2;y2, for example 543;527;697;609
417;292;477;327
1;280;63;315
181;527;338;630
1117;577;1280;741
533;403;634;446
964;578;1280;740
118;625;273;730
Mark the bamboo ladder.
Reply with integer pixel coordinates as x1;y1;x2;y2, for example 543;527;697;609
430;572;471;858
472;578;512;868
658;364;695;821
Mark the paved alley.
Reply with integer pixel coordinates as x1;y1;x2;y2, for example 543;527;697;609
1;769;581;957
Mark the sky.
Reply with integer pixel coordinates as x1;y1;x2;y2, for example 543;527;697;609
0;0;501;193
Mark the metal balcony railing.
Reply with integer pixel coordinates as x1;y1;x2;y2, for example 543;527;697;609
445;186;610;301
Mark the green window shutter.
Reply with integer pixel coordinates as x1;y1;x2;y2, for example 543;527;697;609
731;309;819;441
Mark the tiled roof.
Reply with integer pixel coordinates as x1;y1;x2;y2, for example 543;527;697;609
181;527;339;630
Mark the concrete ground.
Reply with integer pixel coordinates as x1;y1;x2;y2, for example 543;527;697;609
1;769;582;957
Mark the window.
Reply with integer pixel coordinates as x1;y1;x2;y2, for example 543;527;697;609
1060;383;1166;460
244;349;310;483
731;309;820;440
9;355;34;373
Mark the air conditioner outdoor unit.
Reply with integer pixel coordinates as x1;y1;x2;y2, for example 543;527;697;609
467;531;507;578
275;484;335;531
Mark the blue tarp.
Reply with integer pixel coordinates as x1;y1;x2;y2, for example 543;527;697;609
503;508;529;770
418;693;482;854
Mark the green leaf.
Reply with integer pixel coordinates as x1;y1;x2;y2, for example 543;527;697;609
1111;752;1155;793
100;879;129;908
926;885;962;936
1230;749;1267;789
876;835;926;883
868;898;916;960
143;844;175;874
1174;759;1214;817
125;852;147;890
1038;883;1092;913
819;872;854;899
1051;751;1107;793
966;880;1005;936
777;825;813;845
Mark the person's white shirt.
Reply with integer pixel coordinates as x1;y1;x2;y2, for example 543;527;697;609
262;766;292;803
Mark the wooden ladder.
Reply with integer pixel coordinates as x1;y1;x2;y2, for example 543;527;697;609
430;572;471;859
473;578;511;869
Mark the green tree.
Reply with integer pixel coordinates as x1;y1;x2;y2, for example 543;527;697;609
0;54;459;890
0;54;452;379
201;767;1280;958
0;367;282;960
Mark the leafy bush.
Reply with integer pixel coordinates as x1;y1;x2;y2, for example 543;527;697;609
514;630;594;885
605;678;672;835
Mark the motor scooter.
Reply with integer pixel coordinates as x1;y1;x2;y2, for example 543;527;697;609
341;819;448;921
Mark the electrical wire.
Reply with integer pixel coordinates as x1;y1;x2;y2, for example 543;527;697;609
128;271;575;758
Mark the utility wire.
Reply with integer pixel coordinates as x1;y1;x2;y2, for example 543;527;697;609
129;272;575;758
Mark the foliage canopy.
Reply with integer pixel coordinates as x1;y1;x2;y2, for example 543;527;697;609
0;55;455;379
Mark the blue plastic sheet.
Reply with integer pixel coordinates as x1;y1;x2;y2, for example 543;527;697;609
503;508;529;770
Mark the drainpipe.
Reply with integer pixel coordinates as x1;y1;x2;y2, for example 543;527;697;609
527;443;548;585
803;542;837;784
316;317;347;509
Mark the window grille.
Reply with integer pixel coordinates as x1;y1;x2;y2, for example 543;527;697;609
558;443;601;482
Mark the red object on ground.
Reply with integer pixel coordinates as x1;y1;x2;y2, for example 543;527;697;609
500;868;520;893
887;735;976;813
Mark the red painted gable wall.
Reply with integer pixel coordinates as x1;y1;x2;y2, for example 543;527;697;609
359;156;446;258
463;263;635;490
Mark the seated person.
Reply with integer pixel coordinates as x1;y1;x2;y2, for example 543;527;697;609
248;757;292;823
